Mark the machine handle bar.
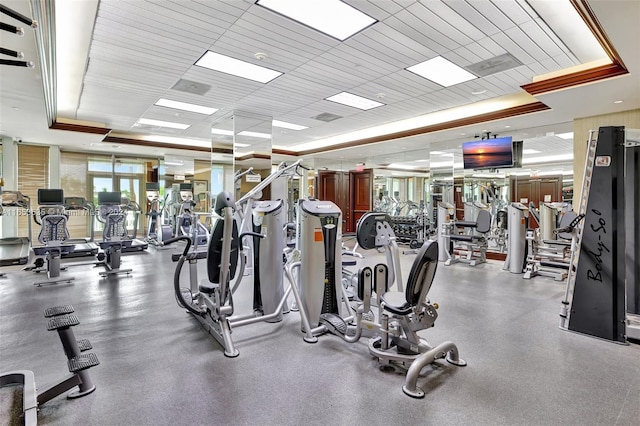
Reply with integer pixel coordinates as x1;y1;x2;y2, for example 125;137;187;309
161;236;193;256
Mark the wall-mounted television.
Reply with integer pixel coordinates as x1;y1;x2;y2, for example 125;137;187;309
462;136;513;169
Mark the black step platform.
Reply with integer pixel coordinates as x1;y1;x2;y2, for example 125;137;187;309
67;353;100;373
44;305;75;318
47;314;80;331
76;339;93;352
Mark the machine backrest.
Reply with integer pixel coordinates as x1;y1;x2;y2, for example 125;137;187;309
38;206;70;244
356;211;394;250
405;240;439;307
476;209;492;234
207;215;239;284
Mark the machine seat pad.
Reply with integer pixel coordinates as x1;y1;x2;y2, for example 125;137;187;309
381;291;412;315
540;260;570;270
543;239;571;247
199;282;216;294
449;235;476;242
454;221;477;228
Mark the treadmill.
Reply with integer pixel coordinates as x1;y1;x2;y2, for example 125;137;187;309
96;192;148;253
0;191;32;266
120;197;148;252
63;196;100;258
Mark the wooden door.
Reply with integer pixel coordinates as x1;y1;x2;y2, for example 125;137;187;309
349;169;372;232
454;177;465;221
538;177;562;206
318;170;349;231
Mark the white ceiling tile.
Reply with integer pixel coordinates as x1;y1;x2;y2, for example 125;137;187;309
467;1;516;31
491;0;533;25
440;0;501;36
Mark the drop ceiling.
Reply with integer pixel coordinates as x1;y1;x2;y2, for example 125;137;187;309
0;0;638;171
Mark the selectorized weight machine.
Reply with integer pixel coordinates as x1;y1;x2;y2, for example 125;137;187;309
560;126;640;342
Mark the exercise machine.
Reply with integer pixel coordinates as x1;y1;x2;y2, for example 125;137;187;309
168;191;315;357
119;197;148;252
523;208;581;281
175;183;208;247
95;191;133;277
438;202;491;267
31;189;75;286
560;126;640;342
62;196;100;257
0;191;31;267
145;182;172;246
1;304;99;426
503;202;529;274
292;207;465;397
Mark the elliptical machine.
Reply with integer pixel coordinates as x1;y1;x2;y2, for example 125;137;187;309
167;191;315;357
145;182;172;246
175;183;208;247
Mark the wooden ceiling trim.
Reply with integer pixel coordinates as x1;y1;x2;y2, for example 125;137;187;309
102;135;210;153
521;0;628;96
294;101;550;157
50;120;111;135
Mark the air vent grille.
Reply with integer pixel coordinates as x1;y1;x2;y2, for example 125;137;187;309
312;112;343;122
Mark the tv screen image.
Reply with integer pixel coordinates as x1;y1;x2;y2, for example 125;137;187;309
462;136;513;169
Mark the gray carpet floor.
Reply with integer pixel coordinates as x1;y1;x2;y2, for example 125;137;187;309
1;244;638;426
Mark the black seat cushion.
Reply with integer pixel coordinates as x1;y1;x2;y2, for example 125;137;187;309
381;240;439;316
380;291;412;315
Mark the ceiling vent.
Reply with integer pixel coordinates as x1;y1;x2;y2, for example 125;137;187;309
312;112;342;122
465;53;523;77
171;79;212;96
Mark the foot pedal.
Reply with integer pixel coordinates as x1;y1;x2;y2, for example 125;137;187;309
319;313;347;335
351;304;375;322
67;353;100;373
362;309;375;322
76;339;92;352
47;314;80;331
44;305;75;317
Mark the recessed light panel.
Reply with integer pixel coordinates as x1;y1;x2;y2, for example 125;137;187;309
407;56;477;87
272;120;308;130
556;132;574;139
211;128;234;136
325;92;384;110
238;131;271;139
256;0;376;41
136;118;190;130
523;149;540;154
195;51;282;84
155;99;218;115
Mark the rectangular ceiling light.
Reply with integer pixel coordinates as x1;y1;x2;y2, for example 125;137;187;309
523;149;540;154
556;132;574;139
195;51;282;84
155;99;218;115
238;131;271;139
272;120;308;130
211;128;234;136
136;118;190;130
256;0;376;41
325;92;384;110
234;143;250;147
407;56;477;87
387;163;418;170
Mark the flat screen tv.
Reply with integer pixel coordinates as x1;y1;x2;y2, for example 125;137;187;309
97;191;122;205
38;188;64;205
462;136;513;169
